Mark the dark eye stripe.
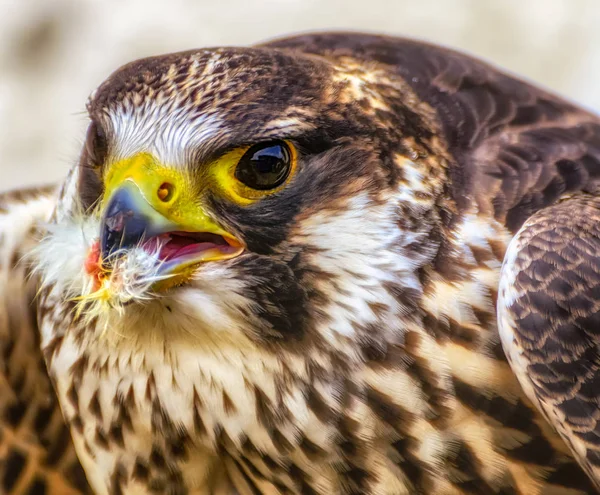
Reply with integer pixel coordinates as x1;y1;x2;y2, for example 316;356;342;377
234;141;292;191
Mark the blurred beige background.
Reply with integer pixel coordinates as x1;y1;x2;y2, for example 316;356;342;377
1;0;599;192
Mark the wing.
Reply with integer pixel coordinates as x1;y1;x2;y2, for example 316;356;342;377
0;186;90;494
262;32;600;233
498;195;600;490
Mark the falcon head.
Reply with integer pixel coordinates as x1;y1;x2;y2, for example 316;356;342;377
35;46;441;351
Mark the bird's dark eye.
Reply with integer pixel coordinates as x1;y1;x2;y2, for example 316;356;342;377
84;120;109;169
234;141;292;190
78;121;108;211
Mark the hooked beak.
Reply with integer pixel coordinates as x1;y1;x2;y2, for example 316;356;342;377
96;153;243;289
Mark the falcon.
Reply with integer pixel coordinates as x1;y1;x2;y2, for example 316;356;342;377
2;31;600;495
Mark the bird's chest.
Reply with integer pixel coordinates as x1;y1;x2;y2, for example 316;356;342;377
35;213;538;495
37;300;323;493
40;341;222;493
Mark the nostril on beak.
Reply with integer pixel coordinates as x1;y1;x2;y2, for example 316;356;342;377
157;183;175;202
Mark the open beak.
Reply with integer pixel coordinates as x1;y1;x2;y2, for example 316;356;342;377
97;153;244;287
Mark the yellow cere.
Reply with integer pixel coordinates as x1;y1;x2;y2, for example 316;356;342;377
102;152;234;240
104;152;193;217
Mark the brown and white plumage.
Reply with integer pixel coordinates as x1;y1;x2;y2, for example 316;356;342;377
499;196;600;487
2;32;600;494
0;186;90;494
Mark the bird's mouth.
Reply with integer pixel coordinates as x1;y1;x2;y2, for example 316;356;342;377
84;153;245;294
141;231;242;268
85;231;243;295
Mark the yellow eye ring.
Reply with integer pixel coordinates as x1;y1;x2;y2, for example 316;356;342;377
211;139;297;204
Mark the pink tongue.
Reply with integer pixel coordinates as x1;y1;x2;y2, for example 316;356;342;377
141;234;217;261
157;235;217;260
163;241;216;260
